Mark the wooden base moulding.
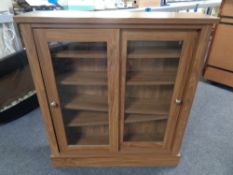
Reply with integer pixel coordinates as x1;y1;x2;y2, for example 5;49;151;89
51;154;180;167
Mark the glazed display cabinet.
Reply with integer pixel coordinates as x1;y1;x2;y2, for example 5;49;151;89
15;11;218;167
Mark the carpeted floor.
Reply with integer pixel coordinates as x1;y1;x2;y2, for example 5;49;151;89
1;81;233;175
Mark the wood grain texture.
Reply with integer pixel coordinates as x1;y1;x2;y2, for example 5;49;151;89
51;154;180;167
107;29;120;152
204;66;233;88
120;30;198;154
54;50;107;59
33;29;119;154
65;111;108;127
125;97;171;115
172;25;212;154
220;0;233;17
63;94;108;112
34;29;69;153
220;17;233;24
125;114;168;123
57;71;107;86
207;24;233;72
18;12;216;166
14;11;218;24
163;31;198;150
30;23;207;30
128;48;180;59
203;0;233;87
126;71;176;85
65;111;167;127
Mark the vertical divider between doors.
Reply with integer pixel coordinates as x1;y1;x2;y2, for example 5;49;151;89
108;29;121;152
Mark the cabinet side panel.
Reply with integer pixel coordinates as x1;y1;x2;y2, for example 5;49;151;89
19;24;59;156
172;25;212;154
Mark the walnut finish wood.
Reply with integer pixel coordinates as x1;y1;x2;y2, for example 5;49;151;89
126;71;176;85
120;30;198;153
64;94;108;112
125;97;171;115
65;111;108;127
33;29;119;154
51;154;180;167
204;66;233;87
15;11;217;167
14;11;218;24
54;50;107;59
128;48;180;59
206;24;233;72
65;111;167;127
204;0;233;87
125;114;168;123
220;0;233;17
19;24;59;156
172;26;212;154
69;134;109;145
220;17;233;24
57;71;107;85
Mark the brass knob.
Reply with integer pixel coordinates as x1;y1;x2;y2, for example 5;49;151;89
50;101;57;107
175;99;182;105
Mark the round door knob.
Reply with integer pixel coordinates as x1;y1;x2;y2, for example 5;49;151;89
175;99;182;105
50;101;57;107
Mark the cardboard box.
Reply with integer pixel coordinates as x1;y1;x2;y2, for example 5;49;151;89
137;0;160;7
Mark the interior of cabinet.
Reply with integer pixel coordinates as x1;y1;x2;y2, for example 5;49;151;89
48;39;182;146
123;40;182;143
50;42;110;146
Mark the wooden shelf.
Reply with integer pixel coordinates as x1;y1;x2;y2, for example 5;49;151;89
65;111;167;127
68;134;109;145
126;71;177;85
54;50;107;59
58;70;176;86
64;95;170;116
63;94;108;112
125;97;171;115
66;111;109;127
128;48;180;59
57;71;107;85
75;135;109;145
125;114;168;123
124;133;164;142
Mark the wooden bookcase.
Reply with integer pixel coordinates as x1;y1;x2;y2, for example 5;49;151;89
14;11;218;167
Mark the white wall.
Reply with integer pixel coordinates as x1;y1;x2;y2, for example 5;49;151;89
0;0;13;11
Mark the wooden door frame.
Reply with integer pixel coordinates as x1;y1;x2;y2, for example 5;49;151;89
119;29;198;153
33;28;120;155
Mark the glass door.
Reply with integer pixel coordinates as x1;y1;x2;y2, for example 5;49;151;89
120;30;197;152
33;29;119;154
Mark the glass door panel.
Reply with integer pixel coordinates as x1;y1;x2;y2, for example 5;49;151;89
123;40;182;143
120;30;197;153
33;29;119;153
50;41;109;146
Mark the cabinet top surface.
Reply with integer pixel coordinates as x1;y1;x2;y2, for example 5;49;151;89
14;11;218;25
